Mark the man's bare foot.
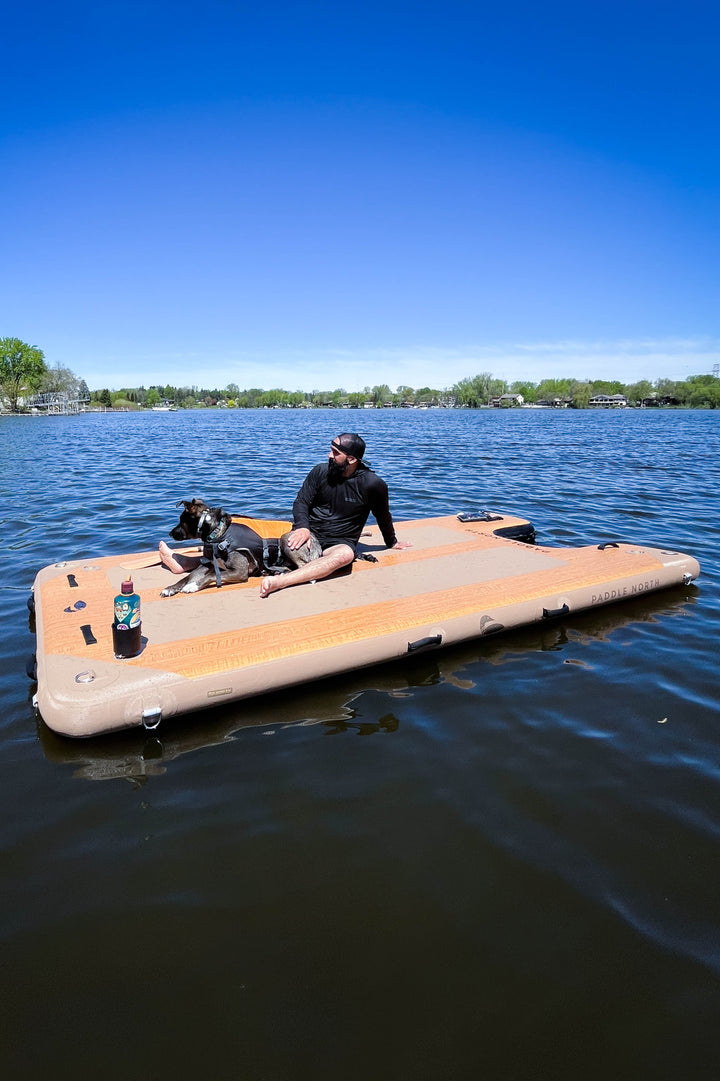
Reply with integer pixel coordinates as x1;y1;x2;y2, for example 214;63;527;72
260;576;285;598
159;540;186;574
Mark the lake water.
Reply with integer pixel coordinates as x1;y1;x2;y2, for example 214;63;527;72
2;406;720;1080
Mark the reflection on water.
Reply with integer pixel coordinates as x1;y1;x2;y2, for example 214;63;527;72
2;408;720;1081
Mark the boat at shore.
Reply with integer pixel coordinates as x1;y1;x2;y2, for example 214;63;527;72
28;511;700;738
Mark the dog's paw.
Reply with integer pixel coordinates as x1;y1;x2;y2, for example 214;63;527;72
160;586;178;598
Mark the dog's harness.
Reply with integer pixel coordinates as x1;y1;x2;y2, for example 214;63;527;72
261;537;286;573
201;517;285;587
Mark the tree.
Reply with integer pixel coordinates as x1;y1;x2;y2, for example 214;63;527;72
454;373;495;407
0;337;46;411
241;388;265;408
370;384;392;406
416;386;442;406
687;384;720;408
686;375;720;408
570;381;593;408
39;363;77;396
591;379;626;395
488;378;508;399
37;363;90;403
146;387;162;407
536;378;574;402
655;378;688;403
258;389;290;407
510;381;538;403
625;379;653;404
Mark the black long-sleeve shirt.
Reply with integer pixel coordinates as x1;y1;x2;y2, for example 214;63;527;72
292;463;398;550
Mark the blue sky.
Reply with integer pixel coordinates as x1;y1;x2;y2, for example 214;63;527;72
2;0;718;392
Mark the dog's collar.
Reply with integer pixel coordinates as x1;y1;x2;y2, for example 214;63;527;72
202;514;230;544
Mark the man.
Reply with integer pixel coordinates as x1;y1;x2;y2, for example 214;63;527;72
260;432;411;597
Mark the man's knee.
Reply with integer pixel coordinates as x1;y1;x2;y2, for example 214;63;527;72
324;543;355;569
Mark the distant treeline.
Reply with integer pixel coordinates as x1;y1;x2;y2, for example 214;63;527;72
3;337;719;413
91;373;720;410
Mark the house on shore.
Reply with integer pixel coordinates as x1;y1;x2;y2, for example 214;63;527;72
24;392;90;415
641;395;681;408
588;393;628;408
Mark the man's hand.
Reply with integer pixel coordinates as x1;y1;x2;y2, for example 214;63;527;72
286;527;312;551
392;540;413;550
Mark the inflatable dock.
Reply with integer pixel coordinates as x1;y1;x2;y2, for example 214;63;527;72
28;512;700;738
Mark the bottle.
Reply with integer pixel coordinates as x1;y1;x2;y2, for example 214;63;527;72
112;577;142;658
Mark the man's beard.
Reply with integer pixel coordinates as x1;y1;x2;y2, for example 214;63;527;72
327;459;346;481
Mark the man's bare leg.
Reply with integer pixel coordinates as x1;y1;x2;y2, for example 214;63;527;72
159;540;201;574
260;544;354;597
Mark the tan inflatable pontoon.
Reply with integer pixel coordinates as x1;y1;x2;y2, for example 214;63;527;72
29;512;700;738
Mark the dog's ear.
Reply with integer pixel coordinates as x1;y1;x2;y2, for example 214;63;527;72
175;500;185;508
191;498;206;508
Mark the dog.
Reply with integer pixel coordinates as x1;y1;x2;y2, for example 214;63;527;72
160;499;322;597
